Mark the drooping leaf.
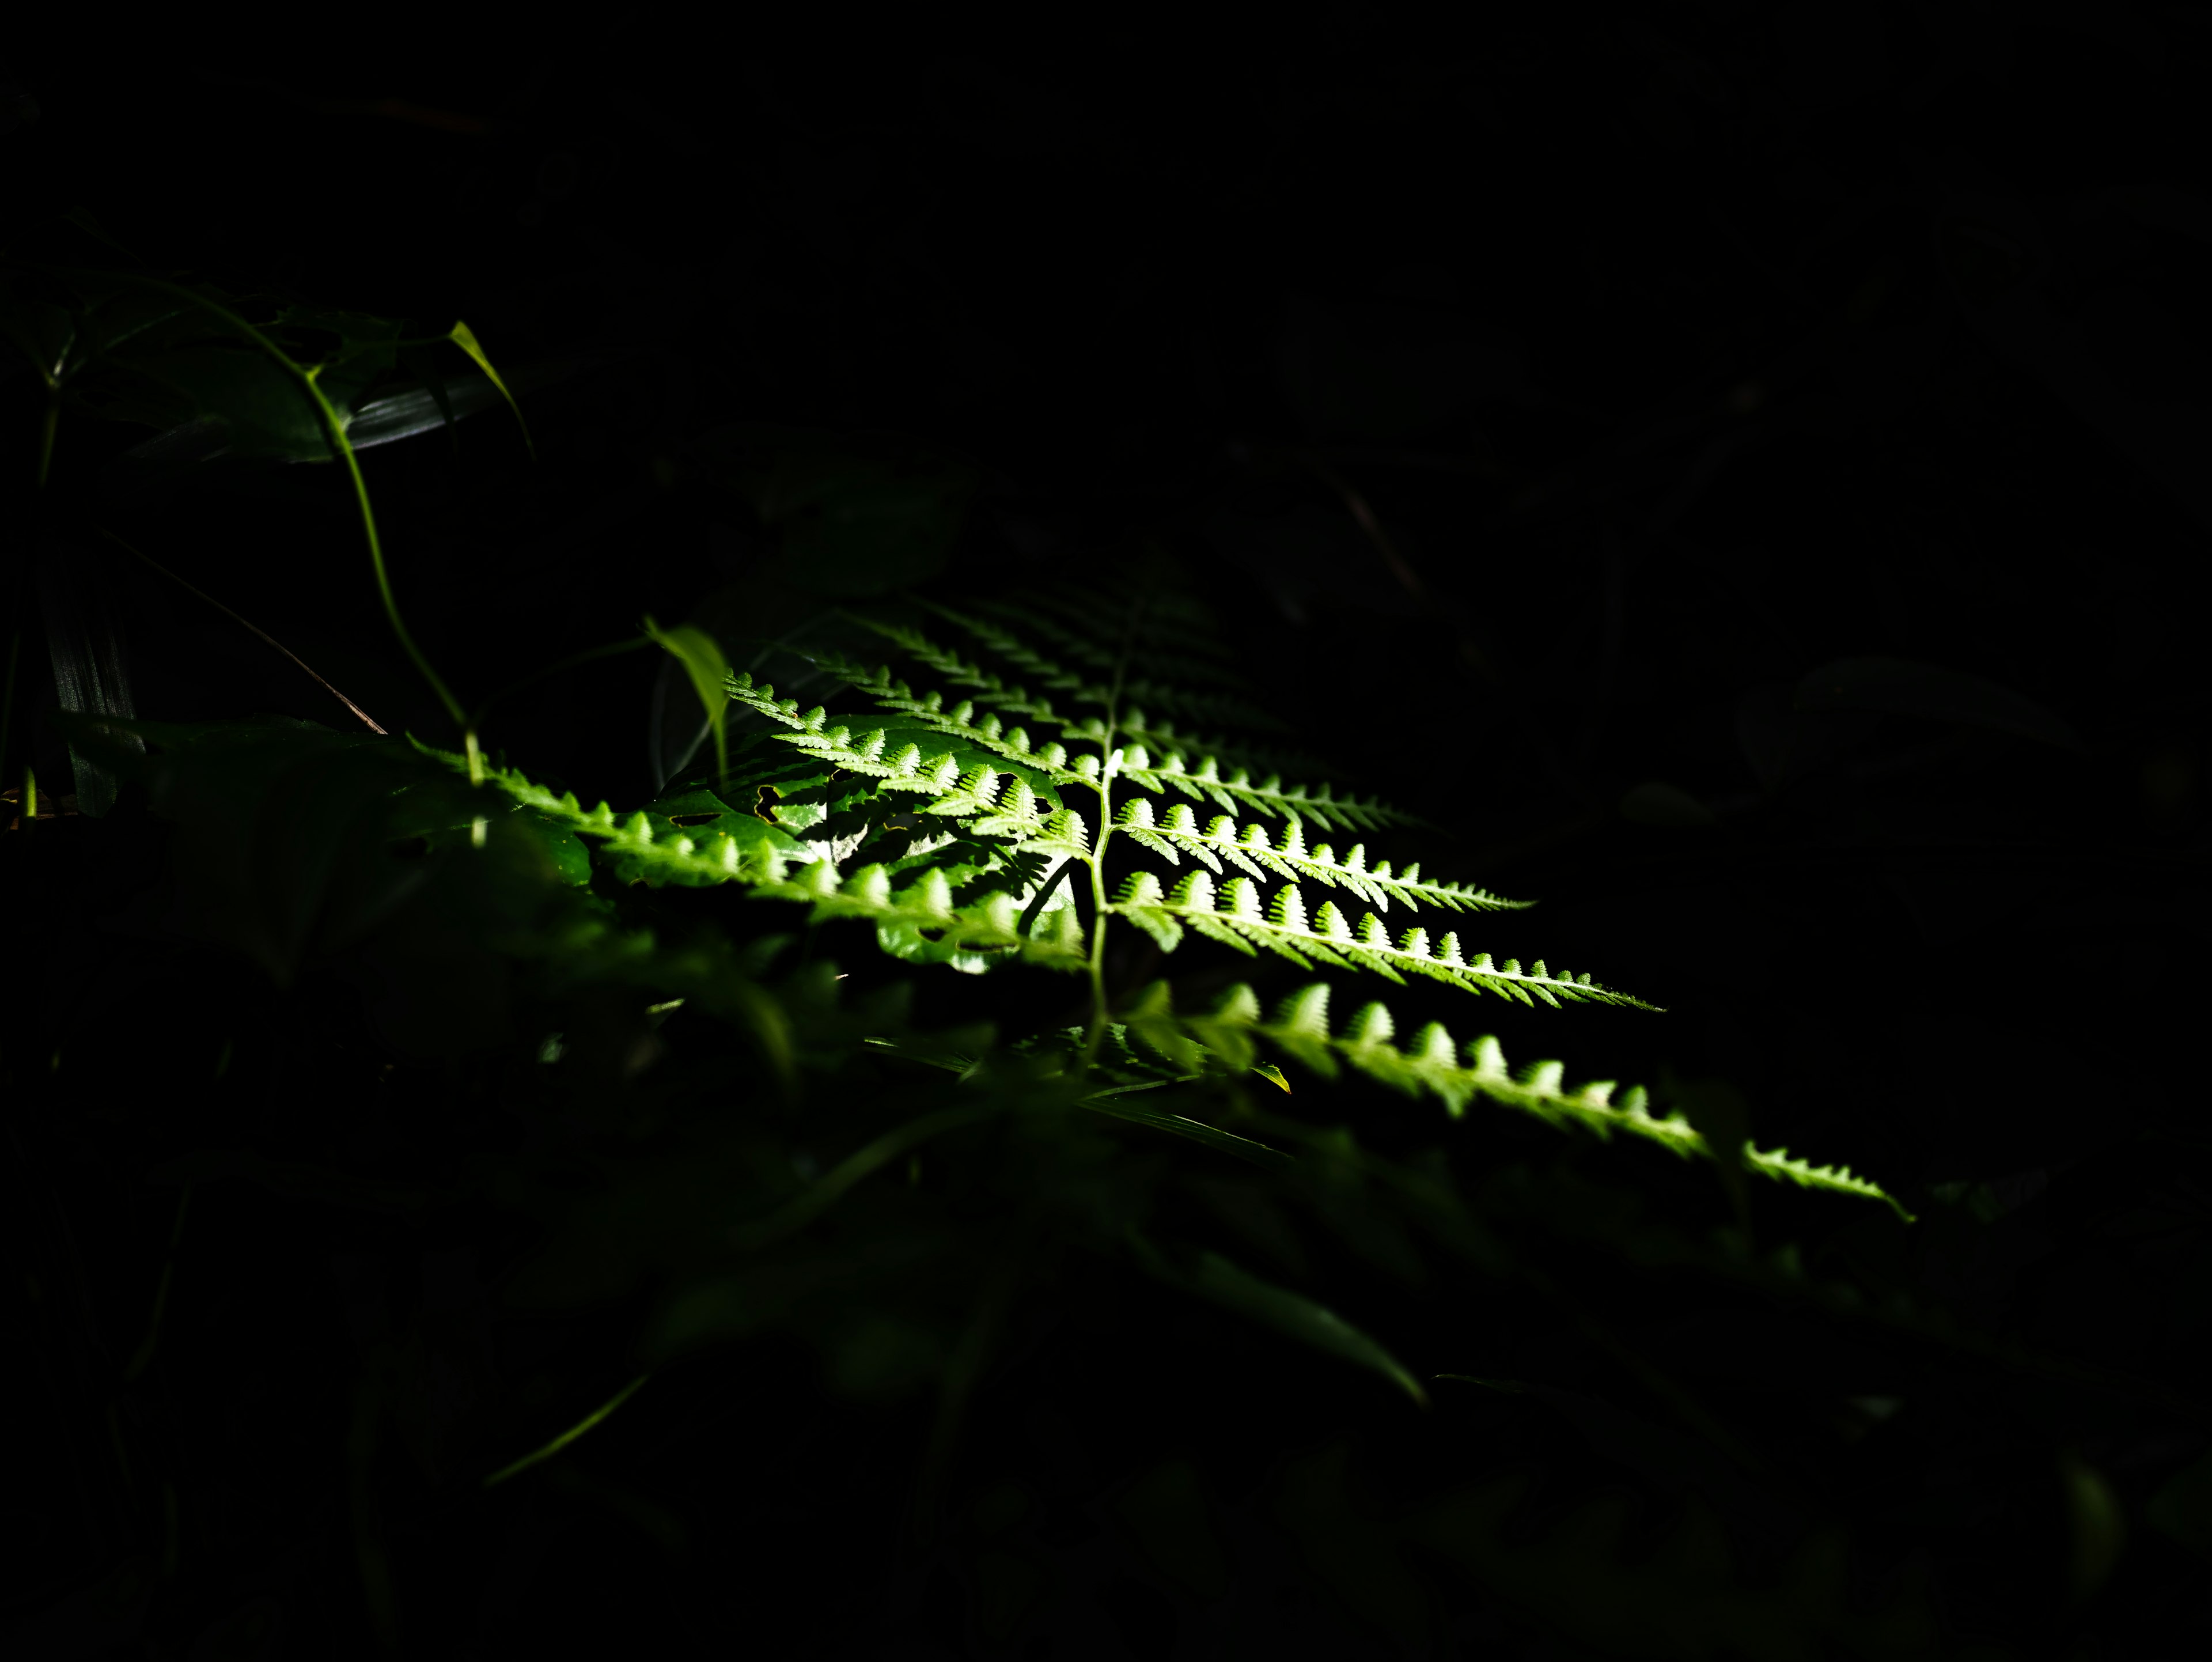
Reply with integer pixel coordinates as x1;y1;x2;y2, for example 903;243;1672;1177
646;616;732;788
1124;1228;1429;1407
1794;657;2085;753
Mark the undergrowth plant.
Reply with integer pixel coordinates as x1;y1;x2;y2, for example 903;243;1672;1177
30;205;2148;1661
407;581;1915;1229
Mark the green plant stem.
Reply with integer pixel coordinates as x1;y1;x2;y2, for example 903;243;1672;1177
38;267;476;776
1084;850;1112;1063
482;1374;651;1487
1079;600;1145;1069
728;1100;1006;1252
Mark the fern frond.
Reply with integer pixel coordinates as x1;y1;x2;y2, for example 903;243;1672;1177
967;591;1260;697
863;599;1303;762
737;641;1400;836
411;737;806;886
916;762;1058;839
1113;743;1417;833
747;856;1088;970
729;665;1093;791
1111;872;1649;1010
814;611;1344;801
724;673;1088;796
1113;709;1334;785
931;597;1302;738
829;624;1104;736
1113;798;1529;915
1143;981;1906;1217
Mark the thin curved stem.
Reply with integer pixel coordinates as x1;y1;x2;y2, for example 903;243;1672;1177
90;524;386;733
39;267;472;771
726;1100;1006;1253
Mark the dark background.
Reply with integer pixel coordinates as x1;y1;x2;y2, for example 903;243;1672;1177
5;18;2212;1660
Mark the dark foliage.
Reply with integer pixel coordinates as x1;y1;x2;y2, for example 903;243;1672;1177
5;33;2211;1662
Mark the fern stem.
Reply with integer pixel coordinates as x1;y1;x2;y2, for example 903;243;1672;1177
1080;593;1147;1066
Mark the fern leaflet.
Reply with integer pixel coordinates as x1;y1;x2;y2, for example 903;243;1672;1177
1123;980;1910;1219
1112;870;1649;1010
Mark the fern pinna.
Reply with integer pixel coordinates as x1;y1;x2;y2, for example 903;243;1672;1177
422;583;1908;1222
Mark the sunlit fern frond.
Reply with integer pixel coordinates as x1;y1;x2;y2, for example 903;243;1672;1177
745;854;1089;972
1110;872;1649;1011
1113;707;1335;785
1120;980;1907;1218
926;597;1291;736
725;673;1088;792
735;646;1389;835
819;610;1348;800
412;737;803;886
1113;797;1529;916
962;590;1260;696
1113;743;1422;833
812;628;1107;744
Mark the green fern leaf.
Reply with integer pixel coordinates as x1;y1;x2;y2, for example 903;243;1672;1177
742;857;1086;971
969;589;1253;687
773;614;1415;833
1112;798;1530;915
1130;981;1908;1217
948;594;1287;723
836;619;1336;792
819;630;1095;739
1109;875;1651;1010
729;668;1092;795
1113;743;1418;833
410;737;810;886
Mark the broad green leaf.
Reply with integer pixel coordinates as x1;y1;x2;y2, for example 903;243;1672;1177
1619;781;1721;829
392;342;461;452
1796;657;2085;753
2060;1450;2127;1600
1735;682;1878;790
445;319;537;461
81;344;332;463
527;812;593;885
645;616;731;788
271;301;402;373
1125;1229;1428;1406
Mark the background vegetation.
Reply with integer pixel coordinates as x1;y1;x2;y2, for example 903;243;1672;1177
5;23;2212;1660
